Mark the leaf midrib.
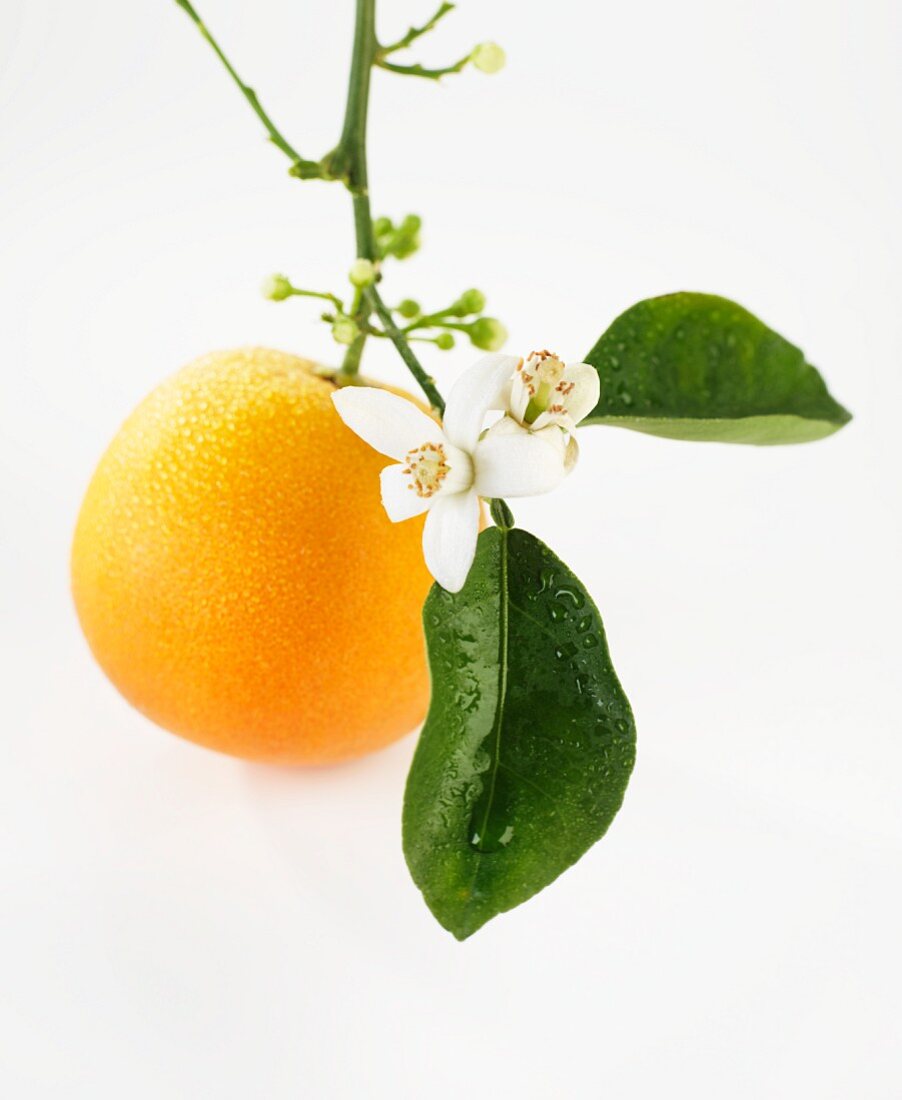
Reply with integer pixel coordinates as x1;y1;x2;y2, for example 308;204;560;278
471;527;509;853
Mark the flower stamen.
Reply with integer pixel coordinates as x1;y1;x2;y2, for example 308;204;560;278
403;441;451;497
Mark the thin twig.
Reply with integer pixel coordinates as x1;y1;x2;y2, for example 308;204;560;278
173;0;323;175
378;3;456;56
376;55;471;80
368;287;446;414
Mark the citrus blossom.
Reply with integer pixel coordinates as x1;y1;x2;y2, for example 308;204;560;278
332;353;569;592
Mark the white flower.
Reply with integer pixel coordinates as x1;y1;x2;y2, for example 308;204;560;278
331;354;568;593
501;350;599;433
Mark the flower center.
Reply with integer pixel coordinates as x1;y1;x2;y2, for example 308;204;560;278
403;441;451;498
519;350;567;423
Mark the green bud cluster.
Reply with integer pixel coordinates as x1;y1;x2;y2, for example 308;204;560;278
387;287;507;353
261;264;506;354
262;270;367;348
375;214;422;261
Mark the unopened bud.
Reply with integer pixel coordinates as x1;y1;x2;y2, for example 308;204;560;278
471;42;506;74
373;216;393;237
348;258;376;288
332;317;359;346
390;214;422;260
435;332;455;350
398;299;420;319
456;288;486;315
262;273;292;301
469;317;508;351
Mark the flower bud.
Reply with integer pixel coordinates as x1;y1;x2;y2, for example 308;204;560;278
435;332;455;350
468;317;508;352
389;214;422;260
456;288;486;315
348;258;376;288
471;42;506;74
373;216;393;237
398;299;421;319
392;238;420;260
261;273;292;301
332;317;359;346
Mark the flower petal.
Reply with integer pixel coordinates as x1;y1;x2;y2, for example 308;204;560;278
527;408;555;431
508;368;532;424
332;386;443;461
564;435;580;471
380;464;431;522
561;363;600;425
442;354;522;452
483;413;566;448
422;489;480;593
473;421;567;497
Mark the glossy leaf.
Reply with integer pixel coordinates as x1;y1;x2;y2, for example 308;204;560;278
583;292;851;444
403;527;636;940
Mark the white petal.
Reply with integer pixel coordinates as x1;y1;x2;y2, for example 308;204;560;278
529;408;576;432
473;423;567;498
332;386;443;461
561;363;600;425
508;369;532;424
481;413;523;439
380;464;431;522
483;414;565;448
422;490;480;593
442;354;522;452
564;435;580;471
440;444;476;495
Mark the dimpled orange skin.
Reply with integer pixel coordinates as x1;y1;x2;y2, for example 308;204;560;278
71;347;434;764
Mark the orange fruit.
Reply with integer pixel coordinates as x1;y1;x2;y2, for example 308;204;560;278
71;347;433;764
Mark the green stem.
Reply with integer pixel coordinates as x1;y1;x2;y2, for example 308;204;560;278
425;320;474;333
378;2;456;56
172;0;322;174
288;287;344;309
335;0;446;406
376;55;471;80
337;0;377;201
177;0;448;407
368;287;446;414
402;307;460;333
336;0;377;375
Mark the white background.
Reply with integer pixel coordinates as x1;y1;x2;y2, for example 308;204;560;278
2;0;901;1096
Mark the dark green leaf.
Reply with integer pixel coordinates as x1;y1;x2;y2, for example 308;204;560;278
583;292;851;444
403;527;636;940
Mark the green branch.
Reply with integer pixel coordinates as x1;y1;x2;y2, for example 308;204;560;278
176;0;451;408
332;0;378;375
173;0;325;179
376;55;472;80
288;287;344;310
368;287;446;414
378;2;456;56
